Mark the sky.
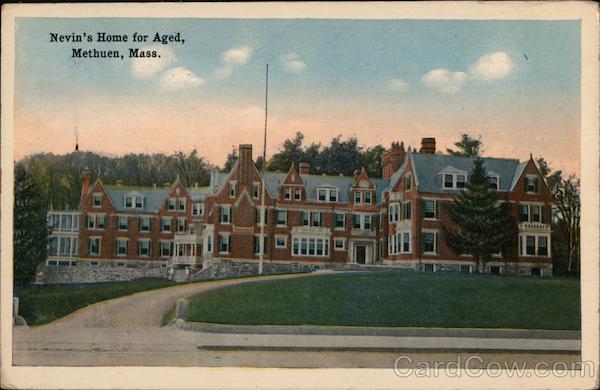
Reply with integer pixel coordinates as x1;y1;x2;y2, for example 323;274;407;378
14;18;581;175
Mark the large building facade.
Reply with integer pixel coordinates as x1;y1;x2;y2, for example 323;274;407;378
46;138;553;277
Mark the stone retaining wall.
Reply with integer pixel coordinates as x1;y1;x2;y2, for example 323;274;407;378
36;264;169;284
190;260;312;281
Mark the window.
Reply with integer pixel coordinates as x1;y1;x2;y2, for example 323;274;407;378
137;240;151;257
364;191;373;204
92;193;102;207
423;264;435;272
294;188;302;200
192;203;204;216
490;266;501;275
489;176;499;190
220;206;231;224
161;217;172;232
334;238;346;251
276;210;287;226
456;175;466;189
404;174;412;191
115;239;128;256
519;203;547;223
178;198;186;212
531;267;541;276
538;236;548;256
329;190;338;202
389;203;400;222
167;198;176;211
86;214;105;230
125;196;133;208
311;211;322;227
301;211;322;227
318;189;327;201
525;176;539;193
444;174;453;188
139;217;151;232
461;265;472;273
159;241;172;257
388;231;411;254
402;201;412;220
403;232;410;253
219;234;230;253
135;196;144;209
302;211;310;226
48;237;58;256
58;237;72;256
177;218;187;232
275;236;287;248
89;237;101;256
254;235;268;255
423;200;436;219
284;187;291;200
352;214;373;230
252;182;260;199
255;207;268;225
229;181;236;198
335;213;346;229
291;237;330;257
354;191;362;204
118;216;128;231
422;231;437;254
60;214;74;230
526;236;536;255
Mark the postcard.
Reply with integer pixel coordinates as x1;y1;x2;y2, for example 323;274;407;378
1;2;598;389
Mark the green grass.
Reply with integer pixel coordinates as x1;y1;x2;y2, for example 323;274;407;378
17;279;177;326
188;273;581;330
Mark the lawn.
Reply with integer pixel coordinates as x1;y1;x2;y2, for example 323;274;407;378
187;272;581;330
16;278;176;325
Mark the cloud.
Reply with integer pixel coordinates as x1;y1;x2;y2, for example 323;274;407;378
387;79;409;92
282;53;306;73
214;66;233;79
421;69;468;94
131;46;175;79
469;51;515;81
221;45;253;65
158;67;204;91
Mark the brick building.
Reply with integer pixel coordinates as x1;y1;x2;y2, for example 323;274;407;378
46;138;553;277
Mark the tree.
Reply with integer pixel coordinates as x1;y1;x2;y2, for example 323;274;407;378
442;158;518;272
446;133;483;157
13;164;49;285
264;132;308;172
222;147;238;172
173;150;211;187
536;156;580;275
360;144;385;178
319;136;361;176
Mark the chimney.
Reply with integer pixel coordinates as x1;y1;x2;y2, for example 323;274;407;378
238;144;253;184
382;141;406;179
299;162;310;175
420;137;436;154
81;170;92;199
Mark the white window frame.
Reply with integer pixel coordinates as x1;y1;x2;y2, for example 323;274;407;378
284;187;291;200
276;210;287;227
354;191;362;204
334;238;346;251
252;182;260;199
139;217;151;232
167;198;176;211
117;216;128;231
294;187;302;201
402;201;412;220
423;199;437;220
525;175;539;194
159;240;172;258
192;202;204;216
229;181;237;198
92;193;102;208
137;239;151;257
404;173;412;191
520;233;551;257
254;235;268;255
422;230;438;255
89;237;102;256
275;235;288;249
220;206;232;224
219;233;231;254
86;214;105;230
442;172;468;190
291;236;330;258
178;198;186;212
334;213;346;230
177;218;187;232
161;217;172;232
115;238;129;257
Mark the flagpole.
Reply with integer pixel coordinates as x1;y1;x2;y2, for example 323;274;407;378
259;64;268;275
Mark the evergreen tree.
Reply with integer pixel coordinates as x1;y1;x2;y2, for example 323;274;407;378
14;164;49;286
442;158;518;272
446;133;483;157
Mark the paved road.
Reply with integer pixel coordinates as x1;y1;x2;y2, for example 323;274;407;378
45;272;316;329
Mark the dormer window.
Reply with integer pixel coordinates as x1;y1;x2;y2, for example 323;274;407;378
443;174;453;189
294;188;302;201
284;187;291;200
525;175;539;194
124;193;144;209
456;175;466;189
364;191;373;204
354;191;362;204
317;188;339;203
441;169;468;190
489;176;499;190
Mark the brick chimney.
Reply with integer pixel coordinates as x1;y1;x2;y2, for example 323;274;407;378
382;141;406;179
299;162;310;175
420;137;436;154
81;170;92;199
238;144;253;184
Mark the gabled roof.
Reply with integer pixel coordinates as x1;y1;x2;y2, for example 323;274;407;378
410;153;521;194
104;185;211;213
510;162;528;190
